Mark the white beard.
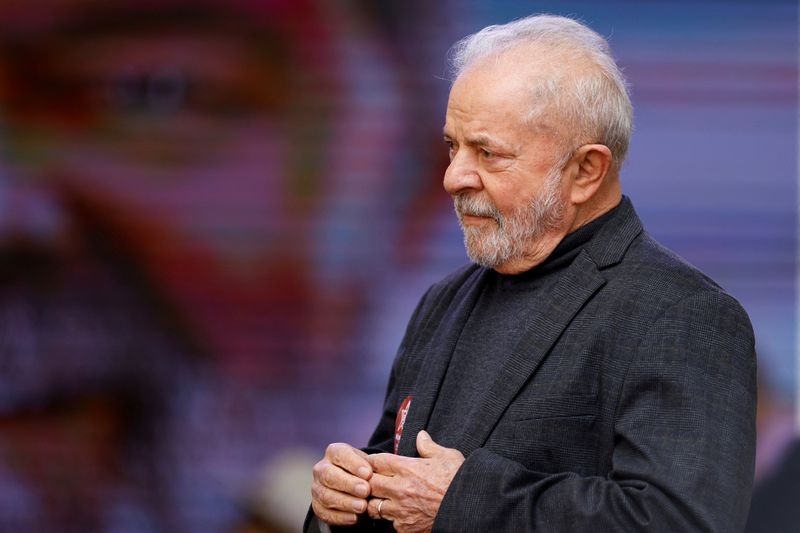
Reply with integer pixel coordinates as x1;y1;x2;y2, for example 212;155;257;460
453;166;566;269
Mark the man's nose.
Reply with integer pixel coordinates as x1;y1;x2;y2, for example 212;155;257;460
443;150;483;195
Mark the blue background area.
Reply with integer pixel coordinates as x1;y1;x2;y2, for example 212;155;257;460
0;1;794;531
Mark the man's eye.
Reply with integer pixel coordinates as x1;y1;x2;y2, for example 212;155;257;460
481;149;495;159
445;140;456;159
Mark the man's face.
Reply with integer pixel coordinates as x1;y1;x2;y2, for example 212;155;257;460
451;163;564;270
443;54;569;271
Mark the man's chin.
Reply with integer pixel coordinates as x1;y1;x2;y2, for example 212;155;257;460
464;239;508;270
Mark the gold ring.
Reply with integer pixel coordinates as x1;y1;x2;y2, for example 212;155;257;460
377;498;385;519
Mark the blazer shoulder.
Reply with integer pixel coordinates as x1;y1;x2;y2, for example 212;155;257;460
608;231;749;318
622;231;722;290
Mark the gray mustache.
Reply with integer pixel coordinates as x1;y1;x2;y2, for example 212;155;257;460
453;195;501;219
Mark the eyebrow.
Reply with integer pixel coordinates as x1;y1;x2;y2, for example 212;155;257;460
442;130;512;151
468;133;504;148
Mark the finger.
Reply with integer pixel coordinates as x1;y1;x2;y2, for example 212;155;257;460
367;498;395;521
416;430;445;458
326;443;373;480
367;452;404;475
311;500;359;527
312;482;368;514
313;460;371;498
368;472;396;499
352;447;370;461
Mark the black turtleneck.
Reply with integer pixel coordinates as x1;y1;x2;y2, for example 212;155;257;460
426;204;620;447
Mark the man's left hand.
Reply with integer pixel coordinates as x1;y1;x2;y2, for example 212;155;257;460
366;431;465;533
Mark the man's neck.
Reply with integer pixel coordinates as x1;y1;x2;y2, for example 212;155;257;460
570;178;622;229
493;230;570;275
568;200;621;233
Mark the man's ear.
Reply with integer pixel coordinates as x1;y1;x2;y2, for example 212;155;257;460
568;144;613;205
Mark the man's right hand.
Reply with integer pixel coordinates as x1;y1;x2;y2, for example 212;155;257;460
311;443;373;526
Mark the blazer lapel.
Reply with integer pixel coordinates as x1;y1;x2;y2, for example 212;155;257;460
456;251;606;456
396;269;489;457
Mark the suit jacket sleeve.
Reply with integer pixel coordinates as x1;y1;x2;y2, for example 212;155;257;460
433;290;757;533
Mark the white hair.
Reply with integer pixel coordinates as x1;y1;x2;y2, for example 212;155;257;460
449;14;633;171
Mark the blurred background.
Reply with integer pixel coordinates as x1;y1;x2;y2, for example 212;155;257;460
0;0;795;531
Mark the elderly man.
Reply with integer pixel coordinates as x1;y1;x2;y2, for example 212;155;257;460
306;14;756;533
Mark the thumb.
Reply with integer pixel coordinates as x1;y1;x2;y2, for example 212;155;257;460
416;430;443;458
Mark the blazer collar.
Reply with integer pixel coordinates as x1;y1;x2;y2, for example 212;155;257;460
396;196;644;457
458;197;645;455
456;251;606;455
395;265;488;456
585;196;643;269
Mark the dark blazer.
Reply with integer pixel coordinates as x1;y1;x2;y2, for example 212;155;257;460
306;197;757;533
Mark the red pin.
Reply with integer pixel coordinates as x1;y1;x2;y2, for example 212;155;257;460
394;395;413;454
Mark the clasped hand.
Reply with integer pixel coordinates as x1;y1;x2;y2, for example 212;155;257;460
311;431;465;532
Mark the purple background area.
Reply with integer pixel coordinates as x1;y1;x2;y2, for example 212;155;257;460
0;1;795;531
